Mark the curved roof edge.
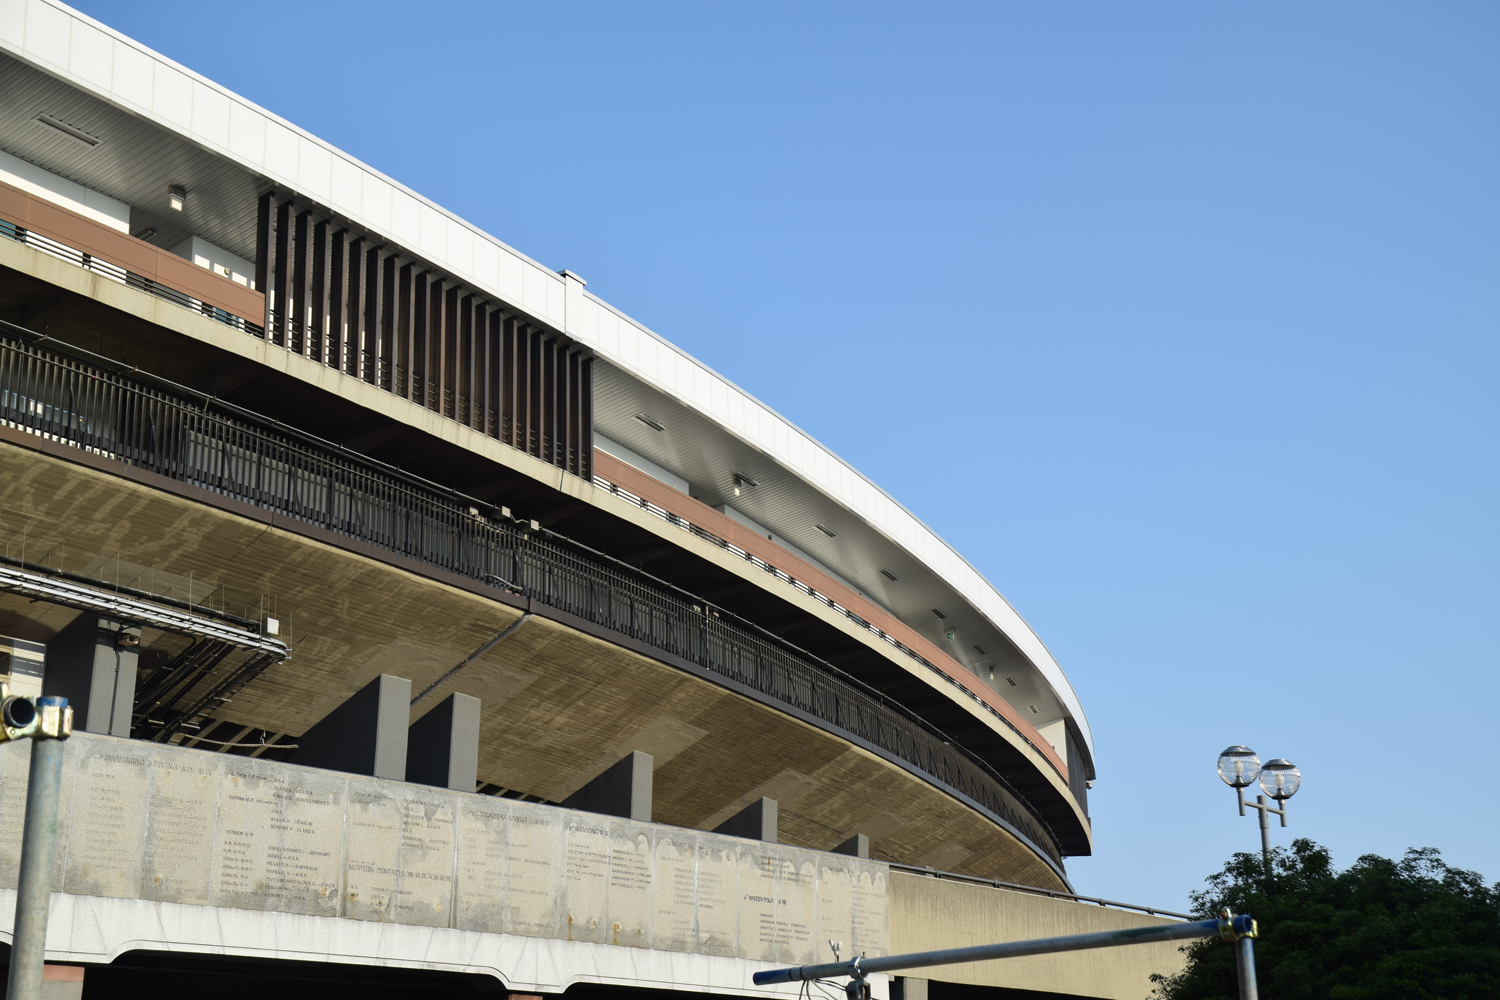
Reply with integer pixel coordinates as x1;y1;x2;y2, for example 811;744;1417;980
572;286;1094;758
3;0;1093;758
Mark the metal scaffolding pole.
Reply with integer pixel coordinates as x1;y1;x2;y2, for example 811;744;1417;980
3;694;73;1000
754;912;1259;1000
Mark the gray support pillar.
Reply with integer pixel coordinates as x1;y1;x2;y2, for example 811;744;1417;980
288;674;410;780
834;833;870;858
890;979;927;1000
43;613;139;737
714;797;778;842
562;750;652;821
406;692;480;791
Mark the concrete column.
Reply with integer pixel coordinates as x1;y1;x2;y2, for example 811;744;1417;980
834;833;870;858
288;674;410;780
714;797;778;842
43;613;139;737
562;750;652;821
406;692;480;791
891;979;927;1000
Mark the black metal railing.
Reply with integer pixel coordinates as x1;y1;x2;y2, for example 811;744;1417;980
0;327;1064;867
1;220;264;338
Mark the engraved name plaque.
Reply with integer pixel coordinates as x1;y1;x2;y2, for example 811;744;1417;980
0;734;889;961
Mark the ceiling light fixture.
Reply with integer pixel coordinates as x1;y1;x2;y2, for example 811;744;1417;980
879;569;898;582
34;114;99;147
134;227;156;242
168;184;186;211
973;644;986;655
732;472;758;497
815;523;837;538
1028;705;1040;715
1005;677;1017;687
633;412;664;431
930;608;947;620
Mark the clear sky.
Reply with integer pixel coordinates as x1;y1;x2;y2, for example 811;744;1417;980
76;1;1499;908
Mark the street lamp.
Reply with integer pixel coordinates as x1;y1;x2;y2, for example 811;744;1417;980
1217;745;1301;864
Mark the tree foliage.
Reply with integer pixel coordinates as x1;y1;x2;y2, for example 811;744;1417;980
1150;839;1500;1000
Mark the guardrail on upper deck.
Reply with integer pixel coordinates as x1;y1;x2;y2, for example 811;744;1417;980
0;179;265;335
0;324;1073;872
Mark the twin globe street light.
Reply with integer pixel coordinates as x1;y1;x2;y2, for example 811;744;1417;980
1217;746;1302;864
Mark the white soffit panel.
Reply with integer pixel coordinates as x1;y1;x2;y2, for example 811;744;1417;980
0;145;128;230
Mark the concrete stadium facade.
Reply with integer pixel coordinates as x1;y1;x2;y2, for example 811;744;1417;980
0;3;1184;998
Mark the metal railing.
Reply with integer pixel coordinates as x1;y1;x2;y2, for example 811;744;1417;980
0;327;1065;868
1;219;264;338
593;475;1067;780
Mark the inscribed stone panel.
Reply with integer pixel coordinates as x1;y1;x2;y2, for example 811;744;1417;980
455;797;509;933
504;802;563;938
778;851;820;965
651;831;697;953
139;751;217;904
736;842;785;962
0;739;72;891
561;812;612;944
389;785;458;927
816;856;856;959
342;781;404;922
606;820;653;948
850;861;889;957
62;744;151;898
695;833;739;958
211;759;344;916
0;740;32;889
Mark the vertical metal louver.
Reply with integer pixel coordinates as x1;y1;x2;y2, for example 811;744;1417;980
254;193;592;479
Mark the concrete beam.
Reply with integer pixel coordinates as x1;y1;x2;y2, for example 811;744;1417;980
406;692;480;791
834;833;870;859
43;613;139;737
714;797;777;842
288;674;410;780
562;751;652;821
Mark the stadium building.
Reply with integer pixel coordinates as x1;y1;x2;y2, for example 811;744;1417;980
0;3;1185;997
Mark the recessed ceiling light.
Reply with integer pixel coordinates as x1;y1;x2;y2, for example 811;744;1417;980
1005;677;1017;687
972;644;986;655
1028;705;1039;715
633;412;664;431
815;523;837;538
931;608;946;620
879;569;898;582
34;114;99;147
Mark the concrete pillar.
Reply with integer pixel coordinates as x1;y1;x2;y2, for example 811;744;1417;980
288;674;410;780
562;750;652;821
834;833;870;858
43;613;139;737
891;979;927;1000
714;797;778;842
406;692;480;791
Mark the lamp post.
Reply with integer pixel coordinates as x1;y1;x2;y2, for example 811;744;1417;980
1217;746;1301;866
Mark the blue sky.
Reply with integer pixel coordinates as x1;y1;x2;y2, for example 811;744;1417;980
79;1;1499;907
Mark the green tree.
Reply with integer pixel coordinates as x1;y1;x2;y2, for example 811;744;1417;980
1150;839;1500;1000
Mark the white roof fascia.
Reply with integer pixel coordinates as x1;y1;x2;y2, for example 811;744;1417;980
573;285;1094;758
0;0;1095;757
